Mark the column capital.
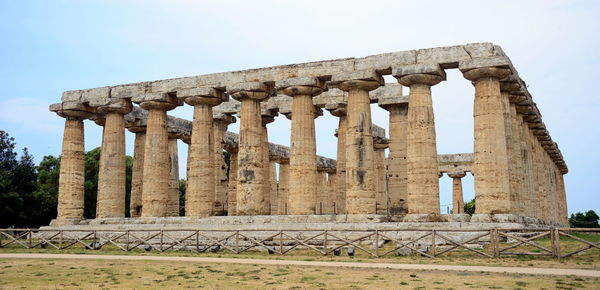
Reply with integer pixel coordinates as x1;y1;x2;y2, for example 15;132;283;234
181;87;226;106
447;171;467;179
327;103;347;117
373;140;389;150
96;99;133;115
127;125;146;134
393;63;446;86
140;99;178;111
276;77;325;97
213;113;236;125
50;102;94;120
181;134;191;145
283;106;323;120
229;82;271;101
462;67;511;82
331;70;383;92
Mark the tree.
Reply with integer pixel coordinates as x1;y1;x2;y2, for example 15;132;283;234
0;131;38;227
28;155;60;226
464;198;476;215
179;179;186;216
569;210;599;228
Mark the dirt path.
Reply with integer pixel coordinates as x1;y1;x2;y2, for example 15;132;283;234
1;253;599;277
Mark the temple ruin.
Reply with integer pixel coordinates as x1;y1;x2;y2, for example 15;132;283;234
47;43;568;229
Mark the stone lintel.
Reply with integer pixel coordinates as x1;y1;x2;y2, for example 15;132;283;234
228;82;271;94
95;98;133;114
132;91;182;106
111;82;151;99
50;102;95;119
354;50;416;73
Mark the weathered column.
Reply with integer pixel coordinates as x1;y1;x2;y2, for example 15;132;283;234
329;105;347;214
277;160;290;215
315;170;328;214
230;82;271;216
226;146;238;216
128;126;146;217
462;66;512;215
140;98;177;217
277;78;324;215
181;135;191;217
213;115;236;215
394;65;445;215
167;134;180;216
261;114;275;215
96;99;132;218
51;103;93;222
379;101;408;215
332;71;382;214
326;171;337;214
517;107;537;218
269;161;278;214
448;172;466;214
373;141;388;215
181;88;224;217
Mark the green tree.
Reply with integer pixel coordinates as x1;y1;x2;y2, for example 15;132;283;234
83;148;100;219
569;210;599;228
28;155;60;226
464;198;476;215
0;131;38;227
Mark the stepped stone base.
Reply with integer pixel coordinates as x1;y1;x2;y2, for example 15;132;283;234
45;214;565;231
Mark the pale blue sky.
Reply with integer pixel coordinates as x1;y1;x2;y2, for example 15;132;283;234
0;0;598;215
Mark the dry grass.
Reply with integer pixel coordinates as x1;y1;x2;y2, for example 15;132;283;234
0;258;598;289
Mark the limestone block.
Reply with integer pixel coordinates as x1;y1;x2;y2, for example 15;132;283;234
458;56;512;72
61;90;83;102
111;82;150;99
416;45;471;68
354;50;416;72
81;87;111;106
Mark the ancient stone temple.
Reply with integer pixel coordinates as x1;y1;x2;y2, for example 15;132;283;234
48;43;568;229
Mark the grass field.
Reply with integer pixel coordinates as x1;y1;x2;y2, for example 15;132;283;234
0;258;598;289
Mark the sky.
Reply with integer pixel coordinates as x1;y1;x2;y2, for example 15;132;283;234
0;0;598;215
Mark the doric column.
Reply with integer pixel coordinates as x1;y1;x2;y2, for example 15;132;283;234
140;99;177;217
167;134;180;216
128;126;146;217
332;71;382;214
261;114;275;215
448;172;466;214
277;160;290;215
181;88;224;217
51;103;93;221
96;99;132;218
226;146;238;216
315;170;328;214
213;114;236;215
394;64;445;215
269;161;278;214
329;105;347;214
181;135;191;216
277;77;324;215
230;82;271;216
379;101;408;215
462;66;512;215
326;171;337;214
373;141;388;215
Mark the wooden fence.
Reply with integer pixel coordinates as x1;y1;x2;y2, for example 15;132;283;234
0;228;598;259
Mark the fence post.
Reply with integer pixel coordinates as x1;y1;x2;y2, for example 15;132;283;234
323;230;328;256
235;230;240;254
28;230;32;249
279;231;283;255
126;230;130;251
160;230;164;252
59;231;63;249
431;230;436;257
551;228;560;258
375;230;379;257
492;229;499;258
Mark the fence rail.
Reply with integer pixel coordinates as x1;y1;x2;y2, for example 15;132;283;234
0;228;598;259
